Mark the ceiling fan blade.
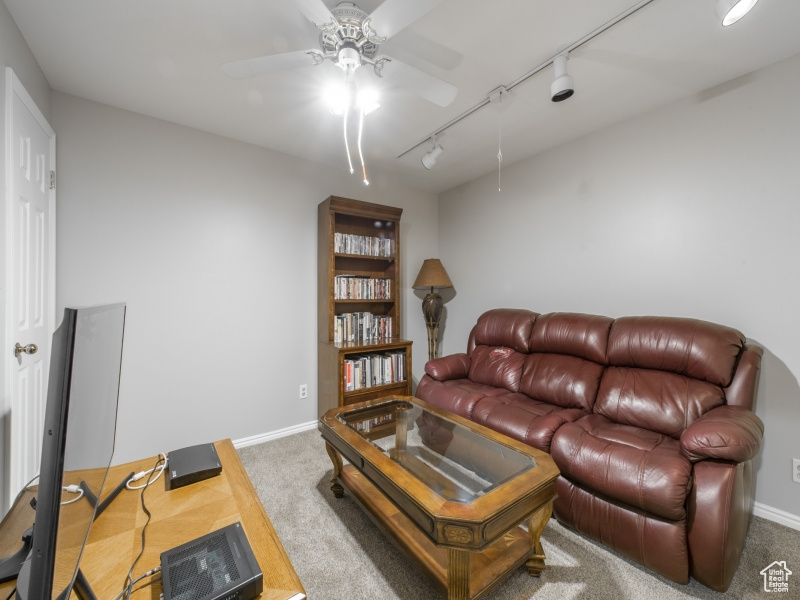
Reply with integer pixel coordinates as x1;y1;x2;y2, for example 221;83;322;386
381;58;457;107
293;0;336;27
222;50;316;79
383;31;463;72
368;0;446;41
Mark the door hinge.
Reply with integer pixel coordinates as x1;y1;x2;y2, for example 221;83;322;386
50;170;56;190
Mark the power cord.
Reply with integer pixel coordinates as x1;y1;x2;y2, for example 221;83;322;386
112;566;161;600
60;484;85;505
119;454;165;600
126;453;168;490
11;473;39;507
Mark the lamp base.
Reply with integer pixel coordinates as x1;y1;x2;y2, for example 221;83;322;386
422;292;443;361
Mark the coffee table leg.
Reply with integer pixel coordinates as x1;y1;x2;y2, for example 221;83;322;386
395;410;409;453
447;548;470;600
325;442;345;498
525;502;552;577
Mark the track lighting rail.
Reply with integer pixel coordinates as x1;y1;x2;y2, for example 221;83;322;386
396;0;657;160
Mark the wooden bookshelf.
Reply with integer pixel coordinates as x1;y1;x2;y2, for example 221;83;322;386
318;197;412;417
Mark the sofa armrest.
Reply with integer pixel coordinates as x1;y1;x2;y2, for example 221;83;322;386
680;405;763;463
425;353;471;381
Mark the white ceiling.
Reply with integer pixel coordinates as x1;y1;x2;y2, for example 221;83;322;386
5;0;800;194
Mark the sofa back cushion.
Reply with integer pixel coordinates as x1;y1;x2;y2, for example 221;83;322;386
467;309;538;354
606;316;745;387
595;367;726;438
468;346;526;392
529;312;613;364
519;353;604;412
597;316;744;437
515;312;611;412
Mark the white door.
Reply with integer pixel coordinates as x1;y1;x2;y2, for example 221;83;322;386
4;68;56;509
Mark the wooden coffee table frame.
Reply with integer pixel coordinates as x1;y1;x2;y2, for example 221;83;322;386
319;396;559;600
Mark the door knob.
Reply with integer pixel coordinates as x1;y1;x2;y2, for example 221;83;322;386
14;343;38;357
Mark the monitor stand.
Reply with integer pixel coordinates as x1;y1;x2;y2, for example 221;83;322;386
79;471;133;518
0;526;33;583
49;472;136;600
0;472;133;597
54;568;98;600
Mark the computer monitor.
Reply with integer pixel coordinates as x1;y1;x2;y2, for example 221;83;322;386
7;303;126;599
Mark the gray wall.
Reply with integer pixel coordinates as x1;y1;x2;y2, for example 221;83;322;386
50;92;438;465
438;53;800;519
0;2;52;513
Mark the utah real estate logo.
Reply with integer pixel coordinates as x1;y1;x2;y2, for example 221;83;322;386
761;561;792;593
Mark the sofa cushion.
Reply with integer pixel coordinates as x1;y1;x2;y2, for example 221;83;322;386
529;312;613;364
607;316;745;387
595;367;725;438
471;393;586;453
550;414;692;521
519;353;604;412
467;308;538;354
468;345;526;392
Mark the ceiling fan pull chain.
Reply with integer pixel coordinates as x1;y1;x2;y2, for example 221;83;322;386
358;110;369;186
343;108;355;175
497;95;503;192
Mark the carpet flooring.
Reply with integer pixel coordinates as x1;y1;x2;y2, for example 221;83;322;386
237;429;799;599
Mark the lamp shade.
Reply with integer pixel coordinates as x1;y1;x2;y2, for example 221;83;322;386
413;259;453;290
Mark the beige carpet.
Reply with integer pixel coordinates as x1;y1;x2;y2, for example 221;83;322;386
237;429;799;599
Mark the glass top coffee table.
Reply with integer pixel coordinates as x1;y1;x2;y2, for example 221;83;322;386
319;396;559;600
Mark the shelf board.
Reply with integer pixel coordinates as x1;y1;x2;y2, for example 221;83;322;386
344;381;409;397
334;299;395;304
333;339;412;351
335;253;395;262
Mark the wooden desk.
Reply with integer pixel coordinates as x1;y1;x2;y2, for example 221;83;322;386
0;439;305;600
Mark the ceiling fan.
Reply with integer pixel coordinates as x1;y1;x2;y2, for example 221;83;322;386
221;0;458;108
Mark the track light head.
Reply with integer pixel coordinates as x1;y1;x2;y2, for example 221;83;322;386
422;145;444;170
551;53;574;102
715;0;759;26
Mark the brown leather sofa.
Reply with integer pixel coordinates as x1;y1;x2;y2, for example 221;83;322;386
416;309;763;591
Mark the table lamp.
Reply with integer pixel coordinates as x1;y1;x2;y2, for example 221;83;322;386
412;259;453;361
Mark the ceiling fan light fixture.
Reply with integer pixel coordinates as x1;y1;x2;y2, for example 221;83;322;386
715;0;759;26
357;88;380;115
337;45;362;72
325;83;351;115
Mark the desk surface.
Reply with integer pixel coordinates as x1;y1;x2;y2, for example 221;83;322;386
0;439;305;600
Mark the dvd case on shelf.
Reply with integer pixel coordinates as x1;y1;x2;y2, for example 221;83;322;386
343;350;407;392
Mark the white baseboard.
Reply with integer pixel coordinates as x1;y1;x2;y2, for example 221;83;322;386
232;420;318;449
754;502;800;531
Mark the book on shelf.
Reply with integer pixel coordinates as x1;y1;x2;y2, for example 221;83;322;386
343;350;407;392
334;232;393;258
334;275;392;300
334;312;393;344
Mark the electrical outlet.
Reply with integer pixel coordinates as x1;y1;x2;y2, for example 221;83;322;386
793;458;800;484
299;384;308;399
